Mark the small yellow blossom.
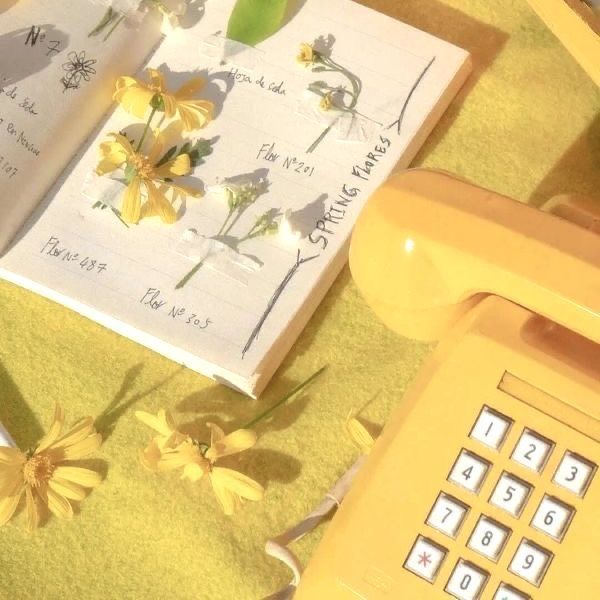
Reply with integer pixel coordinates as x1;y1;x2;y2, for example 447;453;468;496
114;68;214;131
345;411;375;455
297;43;317;66
136;410;263;515
96;131;202;224
0;405;102;531
319;91;335;112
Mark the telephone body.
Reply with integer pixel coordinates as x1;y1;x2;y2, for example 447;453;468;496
295;170;600;600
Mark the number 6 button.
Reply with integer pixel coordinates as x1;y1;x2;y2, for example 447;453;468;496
530;495;575;541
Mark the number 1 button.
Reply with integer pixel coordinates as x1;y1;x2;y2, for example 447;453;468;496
470;406;512;450
448;450;491;494
445;560;489;600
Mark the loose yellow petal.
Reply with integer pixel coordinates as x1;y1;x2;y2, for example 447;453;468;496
0;493;21;526
153;153;191;178
211;467;264;502
144;183;177;224
50;417;95;450
121;176;142;224
46;487;73;520
346;415;375;455
135;409;177;437
209;473;237;515
206;425;257;461
176;100;213;131
53;466;102;488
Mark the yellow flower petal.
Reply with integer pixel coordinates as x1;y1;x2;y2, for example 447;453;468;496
25;486;38;531
174;77;206;100
53;466;102;488
36;404;64;453
50;417;95;450
205;424;257;461
169;183;203;199
181;462;206;482
0;447;25;464
121;176;142;224
144;183;177;224
211;467;264;502
0;470;24;497
135;409;177;437
46;487;73;520
48;478;86;502
210;473;238;515
176;100;213;131
113;76;155;119
61;433;102;460
153;153;191;178
0;493;21;526
346;416;375;455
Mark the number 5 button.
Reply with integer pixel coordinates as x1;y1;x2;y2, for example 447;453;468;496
489;472;532;517
530;495;575;541
448;450;491;494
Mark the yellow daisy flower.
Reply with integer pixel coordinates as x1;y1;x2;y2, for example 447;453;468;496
0;404;102;531
96;131;202;224
297;42;317;66
136;411;263;515
113;68;214;131
319;91;335;112
345;411;375;455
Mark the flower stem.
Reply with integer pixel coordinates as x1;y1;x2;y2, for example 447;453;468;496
306;125;332;154
175;260;204;289
241;366;327;430
136;106;158;153
103;14;125;41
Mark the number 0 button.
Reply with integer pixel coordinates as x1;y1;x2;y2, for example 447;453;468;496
448;450;491;494
552;451;597;497
509;539;553;586
511;429;554;473
426;492;469;538
489;472;532;517
530;495;575;541
445;559;489;600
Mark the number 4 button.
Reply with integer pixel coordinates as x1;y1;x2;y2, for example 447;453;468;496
448;450;491;494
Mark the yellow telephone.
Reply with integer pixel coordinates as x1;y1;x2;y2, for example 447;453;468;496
295;170;600;599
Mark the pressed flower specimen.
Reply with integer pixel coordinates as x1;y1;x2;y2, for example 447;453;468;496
0;405;102;530
94;68;215;225
296;42;363;153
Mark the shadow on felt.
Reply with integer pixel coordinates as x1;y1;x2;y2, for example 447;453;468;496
529;114;600;207
355;0;508;167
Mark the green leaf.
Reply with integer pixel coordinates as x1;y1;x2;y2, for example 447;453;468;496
155;145;178;167
226;0;289;47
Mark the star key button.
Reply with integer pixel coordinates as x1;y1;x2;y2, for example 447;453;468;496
404;535;447;583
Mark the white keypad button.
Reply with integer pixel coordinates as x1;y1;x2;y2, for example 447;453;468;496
489;472;532;517
404;535;447;583
426;493;469;538
467;516;511;561
448;450;491;494
511;429;554;473
552;451;597;497
508;539;553;586
493;582;530;600
530;495;575;541
470;406;512;450
445;559;489;600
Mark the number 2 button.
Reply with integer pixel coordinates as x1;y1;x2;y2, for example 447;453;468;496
511;429;554;473
448;450;491;494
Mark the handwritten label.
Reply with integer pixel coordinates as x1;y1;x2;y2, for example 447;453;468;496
228;67;287;96
0;79;40;117
40;236;108;274
139;288;212;331
256;142;315;177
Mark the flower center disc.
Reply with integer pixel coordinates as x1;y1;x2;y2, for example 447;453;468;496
131;154;154;179
23;454;54;487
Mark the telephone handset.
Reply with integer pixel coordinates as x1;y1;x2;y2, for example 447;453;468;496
295;170;600;599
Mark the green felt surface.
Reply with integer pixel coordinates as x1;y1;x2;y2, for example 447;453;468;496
0;1;598;598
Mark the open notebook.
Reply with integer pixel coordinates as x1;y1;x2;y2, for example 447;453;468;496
0;0;470;397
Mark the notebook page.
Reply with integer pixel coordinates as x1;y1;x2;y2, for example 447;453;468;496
0;0;161;251
0;0;470;396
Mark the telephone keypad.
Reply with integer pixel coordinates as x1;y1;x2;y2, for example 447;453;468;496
489;472;532;517
445;559;489;600
426;492;469;539
467;516;511;562
508;539;553;586
404;535;447;582
552;451;596;497
530;495;574;541
511;429;554;473
448;450;491;494
404;404;596;595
